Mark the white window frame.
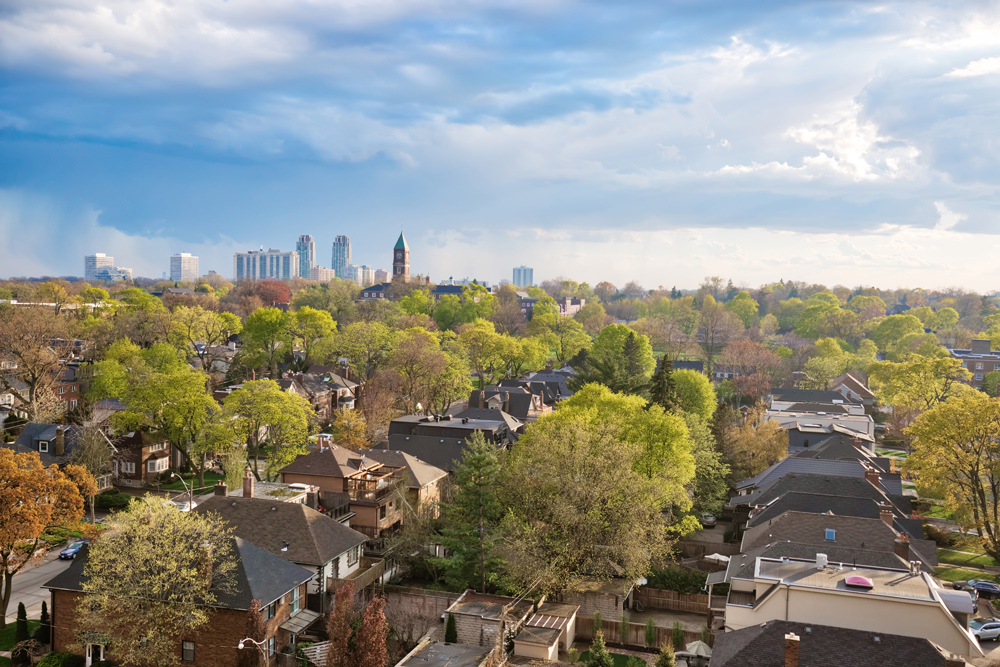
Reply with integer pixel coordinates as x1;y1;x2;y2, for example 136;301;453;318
977;362;985;370
265;600;277;620
69;399;78;410
347;545;359;566
825;529;836;541
976;374;984;381
38;441;48;453
147;458;169;473
290;586;301;615
58;386;66;395
149;442;167;452
268;637;275;657
181;640;195;662
121;461;136;475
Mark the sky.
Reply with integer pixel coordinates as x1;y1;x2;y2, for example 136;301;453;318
2;0;1000;290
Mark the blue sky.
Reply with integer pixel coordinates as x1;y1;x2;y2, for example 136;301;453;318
3;0;1000;289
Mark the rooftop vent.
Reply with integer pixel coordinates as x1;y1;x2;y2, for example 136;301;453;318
816;553;828;569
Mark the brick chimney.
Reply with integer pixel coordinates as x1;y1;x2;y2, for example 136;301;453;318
864;466;881;487
850;436;862;450
502;392;510;413
784;633;800;667
878;502;894;527
894;533;910;560
54;427;65;457
214;482;228;497
243;470;255;498
479;391;485;409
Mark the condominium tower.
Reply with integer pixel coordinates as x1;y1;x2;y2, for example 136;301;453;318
332;236;352;280
170;253;200;282
233;248;299;282
84;253;114;282
512;266;534;288
296;235;316;279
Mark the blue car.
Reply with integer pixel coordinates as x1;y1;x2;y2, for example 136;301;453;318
954;579;1000;600
59;541;89;560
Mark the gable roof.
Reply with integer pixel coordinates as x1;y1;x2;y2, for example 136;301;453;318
10;423;84;464
278;445;381;479
44;538;313;611
746;492;883;528
468;390;534;420
193;495;367;566
736;458;902;496
832;373;876;399
792;435;881;463
384;433;472;472
730;473;910;517
709;620;961;667
360;449;448;489
452;407;523;433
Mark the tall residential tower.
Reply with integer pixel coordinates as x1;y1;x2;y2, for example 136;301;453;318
512;266;534;287
170;253;200;282
84;253;114;282
233;248;299;282
332;236;352;279
296;235;316;279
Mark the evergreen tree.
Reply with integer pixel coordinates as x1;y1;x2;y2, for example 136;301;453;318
13;602;28;646
430;432;503;592
586;630;614;667
445;613;458;643
655;638;677;667
33;600;50;645
649;356;678;410
644;617;657;647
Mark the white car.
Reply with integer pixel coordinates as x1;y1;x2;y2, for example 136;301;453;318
971;619;1000;641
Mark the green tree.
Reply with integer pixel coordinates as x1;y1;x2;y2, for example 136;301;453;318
79;287;110;304
69;427;115;523
389;327;446;413
905;392;1000;558
697;296;742;374
14;602;28;645
933;307;960;330
330;408;369;449
34;600;50;645
672;369;716;421
431;432;503;593
655;638;677;667
684;413;730;514
727;290;759;328
290;306;337;370
867;355;972;412
432;294;462;331
240;307;293;378
339;321;396;381
77;497;238;667
525;296;560;337
550;316;592;364
649;356;678;411
458;319;504;390
170;306;242;384
445;613;458;643
983;371;1000;398
870;314;924;353
645;617;657;647
571;326;654;396
399;289;433;316
717;404;787;484
586;630;614;667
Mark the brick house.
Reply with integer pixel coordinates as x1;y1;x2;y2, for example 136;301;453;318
52;366;82;413
112;431;174;486
278;440;405;553
194;484;369;612
44;537;314;667
358;448;448;519
7;423;112;490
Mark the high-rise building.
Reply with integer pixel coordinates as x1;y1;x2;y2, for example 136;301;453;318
296;235;316;279
84;253;114;282
94;266;133;282
513;266;534;288
170;252;199;282
392;232;410;283
310;266;336;282
332;236;352;280
374;269;389;284
359;265;376;287
233;248;299;282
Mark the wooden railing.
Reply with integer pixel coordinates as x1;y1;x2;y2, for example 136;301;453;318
329;557;386;592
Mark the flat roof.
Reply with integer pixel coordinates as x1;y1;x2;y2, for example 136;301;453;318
515;625;562;646
398;641;487;667
535;601;580;618
755;558;933;601
446;591;534;621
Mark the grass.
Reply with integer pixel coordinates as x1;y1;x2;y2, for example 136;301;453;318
0;619;40;650
922;504;956;520
158;471;225;494
953;537;989;556
579;650;639;667
934;566;1000;584
0;656;11;667
938;549;999;569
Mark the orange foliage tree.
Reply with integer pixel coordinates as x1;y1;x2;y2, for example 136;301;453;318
0;450;88;627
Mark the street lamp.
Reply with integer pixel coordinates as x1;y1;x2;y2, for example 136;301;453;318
171;472;193;511
237;637;268;663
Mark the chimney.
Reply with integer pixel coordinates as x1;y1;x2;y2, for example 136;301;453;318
784;633;800;667
214;482;228;497
850;436;862;450
894;533;910;560
55;427;66;457
479;391;485;409
502;392;510;413
243;470;255;498
944;656;967;667
878;502;894;526
864;466;880;487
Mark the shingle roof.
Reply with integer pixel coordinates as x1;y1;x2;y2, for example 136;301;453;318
770;388;858;404
730;473;911;517
724;542;909;582
832;373;876;399
193;495;367;566
360;449;448;489
709;620;959;667
746;492;883;528
452;407;523;432
784;402;851;414
385;433;472;472
792;435;878;463
9;423;84;465
43;538;313;611
278;445;381;479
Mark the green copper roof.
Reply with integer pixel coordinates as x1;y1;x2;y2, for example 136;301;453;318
394;232;409;251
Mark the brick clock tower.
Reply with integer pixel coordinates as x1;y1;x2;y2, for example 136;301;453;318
392;232;410;283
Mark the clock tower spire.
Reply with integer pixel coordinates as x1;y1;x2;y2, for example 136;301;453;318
393;232;410;283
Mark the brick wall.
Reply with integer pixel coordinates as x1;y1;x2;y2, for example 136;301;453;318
453;614;500;647
563;590;626;622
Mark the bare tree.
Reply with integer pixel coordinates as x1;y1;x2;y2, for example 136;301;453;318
0;308;75;421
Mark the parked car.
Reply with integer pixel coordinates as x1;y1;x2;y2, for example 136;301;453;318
953;580;1000;599
701;513;717;528
971;619;1000;641
59;540;89;560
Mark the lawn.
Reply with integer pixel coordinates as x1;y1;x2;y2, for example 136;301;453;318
579;650;642;667
158;471;225;494
934;566;1000;584
922;504;955;520
0;619;40;650
938;549;999;570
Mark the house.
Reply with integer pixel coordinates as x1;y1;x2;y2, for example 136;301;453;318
949;339;1000;387
709;620;973;666
722;542;911;587
673;360;705;373
381;433;473;473
791;434;894;470
512;602;579;660
444;590;534;647
557;297;585;317
193;482;370;611
358;449;448;518
359;282;393;300
278;440;406;553
52;366;82;413
11;423;83;464
525;369;574;399
744;492;886;529
830;373;877;407
467;387;550;422
735;457;901;497
44;538;315;667
111;431;174;487
389;411;524;445
769;388;861;410
722;557;982;657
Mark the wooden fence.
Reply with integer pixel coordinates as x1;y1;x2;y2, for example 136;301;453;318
677;540;741;559
635;588;709;615
575;616;710;648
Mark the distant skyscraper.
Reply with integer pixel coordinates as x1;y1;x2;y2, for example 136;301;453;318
392;232;410;283
332;236;352;279
374;269;389;284
233;248;299;282
513;266;534;287
310;266;336;282
296;235;316;279
170;252;199;282
84;253;114;282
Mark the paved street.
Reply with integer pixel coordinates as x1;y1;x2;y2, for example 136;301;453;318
3;551;73;624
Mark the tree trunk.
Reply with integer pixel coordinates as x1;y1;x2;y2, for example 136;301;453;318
0;568;12;629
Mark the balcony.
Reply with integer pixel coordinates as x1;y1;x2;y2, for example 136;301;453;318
345;465;404;504
328;557;386;593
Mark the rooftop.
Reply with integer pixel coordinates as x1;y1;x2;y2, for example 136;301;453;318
446;591;535;622
397;640;486;667
754;558;933;600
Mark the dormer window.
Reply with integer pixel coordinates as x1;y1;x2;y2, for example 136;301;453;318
825;529;836;541
38;441;48;453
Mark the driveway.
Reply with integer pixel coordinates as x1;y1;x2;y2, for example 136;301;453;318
3;551;74;624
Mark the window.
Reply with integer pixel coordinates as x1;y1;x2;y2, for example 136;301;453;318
962;361;968;368
70;386;77;393
825;529;836;541
379;505;387;520
69;400;78;410
977;374;984;381
38;441;48;453
147;458;169;473
149;442;167;452
290;586;301;615
265;601;277;620
268;637;275;657
977;362;985;370
121;461;136;474
181;641;195;662
802;439;809;448
58;386;66;395
347;545;359;566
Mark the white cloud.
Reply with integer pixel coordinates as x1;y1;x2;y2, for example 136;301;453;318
946;56;1000;78
933;201;966;230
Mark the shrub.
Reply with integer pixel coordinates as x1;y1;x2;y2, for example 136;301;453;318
593;611;603;634
37;653;86;667
925;523;957;548
34;600;51;644
95;489;132;510
647;566;707;594
11;639;40;667
587;630;614;667
645;617;657;647
671;621;685;651
618;612;629;644
444;613;457;644
655;638;677;667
